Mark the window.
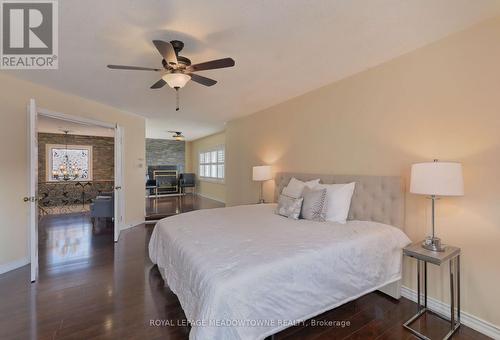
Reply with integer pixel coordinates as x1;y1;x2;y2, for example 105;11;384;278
46;144;93;181
199;146;225;180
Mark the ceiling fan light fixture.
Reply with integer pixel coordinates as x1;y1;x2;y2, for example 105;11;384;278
162;73;191;88
168;130;185;141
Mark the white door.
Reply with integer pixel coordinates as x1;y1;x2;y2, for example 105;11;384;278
114;125;124;242
27;99;38;283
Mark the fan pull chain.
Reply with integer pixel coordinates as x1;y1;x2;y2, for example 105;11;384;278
175;87;180;111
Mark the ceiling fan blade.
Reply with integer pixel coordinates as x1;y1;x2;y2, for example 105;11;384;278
150;79;167;89
187;57;235;72
107;64;161;71
189;73;217;86
152;40;178;66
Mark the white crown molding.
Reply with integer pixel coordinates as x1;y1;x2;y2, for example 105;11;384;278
0;257;29;275
401;286;500;339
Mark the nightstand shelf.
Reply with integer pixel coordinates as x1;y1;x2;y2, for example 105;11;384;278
403;242;461;340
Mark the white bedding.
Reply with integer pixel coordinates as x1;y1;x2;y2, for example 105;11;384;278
148;204;411;340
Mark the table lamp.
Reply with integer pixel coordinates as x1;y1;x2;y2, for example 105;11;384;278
410;160;464;252
252;165;272;203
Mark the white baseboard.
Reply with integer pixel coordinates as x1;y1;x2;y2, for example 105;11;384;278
120;219;148;231
0;257;29;275
122;222;139;230
145;193;183;198
401;286;500;339
196;192;226;204
122;220;165;229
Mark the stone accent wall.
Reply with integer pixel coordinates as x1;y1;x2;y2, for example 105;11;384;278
38;133;114;183
146;138;185;173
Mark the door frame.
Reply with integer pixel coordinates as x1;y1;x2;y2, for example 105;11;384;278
29;102;125;282
28;99;38;283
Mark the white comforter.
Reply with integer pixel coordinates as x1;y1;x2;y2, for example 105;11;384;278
148;204;410;340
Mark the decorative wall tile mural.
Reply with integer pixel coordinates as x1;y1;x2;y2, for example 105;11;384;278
50;147;91;181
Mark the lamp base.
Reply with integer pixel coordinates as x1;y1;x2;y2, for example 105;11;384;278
422;237;445;252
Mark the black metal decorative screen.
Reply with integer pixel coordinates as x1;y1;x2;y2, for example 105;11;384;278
38;180;114;215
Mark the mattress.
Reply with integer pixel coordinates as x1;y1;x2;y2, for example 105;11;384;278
148;203;411;340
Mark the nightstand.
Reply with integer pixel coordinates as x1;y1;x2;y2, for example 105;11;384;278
403;242;461;340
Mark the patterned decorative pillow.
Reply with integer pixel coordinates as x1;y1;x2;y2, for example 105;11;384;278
300;187;327;221
314;182;356;223
276;194;303;220
282;177;321;198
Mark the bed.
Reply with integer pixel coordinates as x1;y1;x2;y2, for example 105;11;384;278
149;173;411;340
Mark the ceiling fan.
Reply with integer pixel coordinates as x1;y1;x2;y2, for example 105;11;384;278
107;40;235;111
169;131;185;141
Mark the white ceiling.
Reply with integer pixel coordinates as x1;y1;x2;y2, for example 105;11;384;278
7;0;500;140
38;115;115;137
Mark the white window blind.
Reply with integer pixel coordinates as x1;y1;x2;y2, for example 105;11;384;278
199;146;225;180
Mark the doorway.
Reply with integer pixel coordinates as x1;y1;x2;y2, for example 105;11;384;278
27;99;124;282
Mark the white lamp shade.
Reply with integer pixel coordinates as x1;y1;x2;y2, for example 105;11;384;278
162;73;191;88
252;165;272;181
410;161;464;196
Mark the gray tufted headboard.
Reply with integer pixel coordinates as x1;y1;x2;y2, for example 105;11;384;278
274;172;404;228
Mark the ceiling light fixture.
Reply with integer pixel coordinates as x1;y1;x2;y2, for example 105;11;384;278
168;130;185;141
161;73;191;111
52;130;81;181
162;72;191;89
107;39;235;112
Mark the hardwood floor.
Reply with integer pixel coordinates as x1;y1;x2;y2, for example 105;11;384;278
145;194;225;220
38;212;114;273
0;212;489;340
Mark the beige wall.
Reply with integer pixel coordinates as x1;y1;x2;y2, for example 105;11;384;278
191;132;226;202
226;17;500;326
0;74;145;268
185;141;193;173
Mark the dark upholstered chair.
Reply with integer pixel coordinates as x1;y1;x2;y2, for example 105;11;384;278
179;173;196;194
90;192;114;228
146;179;158;197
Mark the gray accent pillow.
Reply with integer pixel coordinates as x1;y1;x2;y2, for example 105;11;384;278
301;187;327;221
276;195;303;220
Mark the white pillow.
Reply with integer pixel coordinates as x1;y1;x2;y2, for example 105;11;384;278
282;177;320;198
314;182;356;224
